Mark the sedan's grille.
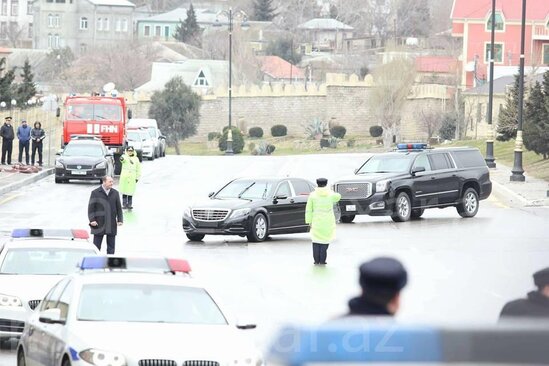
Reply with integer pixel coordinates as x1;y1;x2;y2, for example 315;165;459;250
66;164;93;170
28;300;41;310
183;361;220;366
138;360;176;366
192;209;230;221
337;182;372;199
0;318;25;333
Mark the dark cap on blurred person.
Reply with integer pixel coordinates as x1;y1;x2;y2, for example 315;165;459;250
127;146;135;152
316;177;328;187
534;267;549;289
5;116;12;121
359;257;408;297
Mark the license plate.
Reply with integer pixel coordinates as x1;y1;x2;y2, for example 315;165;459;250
72;170;87;175
346;205;356;211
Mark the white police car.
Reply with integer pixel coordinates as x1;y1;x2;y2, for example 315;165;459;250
17;256;262;366
0;229;99;343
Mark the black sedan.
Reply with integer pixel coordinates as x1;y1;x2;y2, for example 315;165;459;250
55;139;115;183
182;177;315;242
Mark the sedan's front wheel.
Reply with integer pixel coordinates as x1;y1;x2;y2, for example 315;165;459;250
247;213;268;242
186;234;205;241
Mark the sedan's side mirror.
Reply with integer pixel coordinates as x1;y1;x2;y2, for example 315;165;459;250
159;135;166;139
56;149;63;156
411;166;426;176
208;192;215;198
39;308;65;325
274;194;288;201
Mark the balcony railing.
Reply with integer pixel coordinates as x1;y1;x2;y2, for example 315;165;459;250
533;25;549;39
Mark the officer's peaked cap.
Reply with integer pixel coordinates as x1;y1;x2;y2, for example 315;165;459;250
359;257;408;295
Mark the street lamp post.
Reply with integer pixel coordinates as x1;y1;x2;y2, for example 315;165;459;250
485;0;496;168
226;7;234;155
215;8;248;155
511;0;527;182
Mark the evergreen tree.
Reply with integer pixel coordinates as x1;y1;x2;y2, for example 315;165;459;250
148;76;201;155
329;4;338;19
543;70;549;111
16;59;37;108
496;74;520;141
523;82;549;159
0;58;16;105
253;0;277;21
173;4;202;46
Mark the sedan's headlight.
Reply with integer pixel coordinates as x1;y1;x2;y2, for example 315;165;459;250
55;160;64;168
95;161;106;169
376;179;390;193
183;207;191;218
231;208;251;218
0;294;23;307
79;349;127;366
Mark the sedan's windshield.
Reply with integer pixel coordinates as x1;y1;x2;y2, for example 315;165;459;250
357;155;413;174
0;248;97;275
63;144;103;157
77;284;228;324
215;180;273;200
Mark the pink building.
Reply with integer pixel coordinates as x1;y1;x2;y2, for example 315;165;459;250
451;0;549;88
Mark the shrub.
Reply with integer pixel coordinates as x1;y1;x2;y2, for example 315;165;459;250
369;125;383;138
208;132;221;141
347;138;356;148
252;141;276;155
330;126;347;139
304;118;329;139
320;138;330;148
218;126;245;153
248;127;264;138
271;124;287;137
438;113;457;140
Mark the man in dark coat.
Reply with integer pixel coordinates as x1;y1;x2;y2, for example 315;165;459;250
499;267;549;319
88;175;123;254
346;257;408;316
1;116;15;165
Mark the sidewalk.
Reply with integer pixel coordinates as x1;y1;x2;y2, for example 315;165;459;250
489;163;549;208
0;165;54;197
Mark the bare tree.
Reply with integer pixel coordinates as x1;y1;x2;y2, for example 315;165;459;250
418;109;442;139
6;22;25;48
63;41;161;92
369;57;416;146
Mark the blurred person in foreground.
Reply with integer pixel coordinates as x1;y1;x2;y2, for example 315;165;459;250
345;257;408;316
499;267;549;319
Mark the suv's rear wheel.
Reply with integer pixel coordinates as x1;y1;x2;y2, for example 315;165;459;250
247;213;268;242
411;208;425;219
391;192;411;222
186;234;205;241
340;215;355;223
457;187;479;218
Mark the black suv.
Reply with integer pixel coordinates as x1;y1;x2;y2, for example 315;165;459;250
334;144;492;223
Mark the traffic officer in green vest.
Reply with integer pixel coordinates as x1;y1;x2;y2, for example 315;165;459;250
119;146;141;209
305;177;341;265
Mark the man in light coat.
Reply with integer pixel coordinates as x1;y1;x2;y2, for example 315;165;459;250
305;177;341;265
119;146;141;209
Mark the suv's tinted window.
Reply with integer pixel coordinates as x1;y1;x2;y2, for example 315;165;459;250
429;153;453;170
451;149;486;168
412;154;432;172
291;180;313;196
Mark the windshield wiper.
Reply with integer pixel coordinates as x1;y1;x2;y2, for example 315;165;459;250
238;182;256;198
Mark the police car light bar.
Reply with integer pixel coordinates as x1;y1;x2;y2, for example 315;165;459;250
396;143;429;150
80;256;191;274
11;228;89;240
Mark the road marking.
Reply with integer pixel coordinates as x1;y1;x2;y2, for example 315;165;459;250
0;193;22;206
487;195;509;208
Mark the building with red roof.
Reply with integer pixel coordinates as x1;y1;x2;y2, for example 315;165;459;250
257;56;305;83
451;0;549;88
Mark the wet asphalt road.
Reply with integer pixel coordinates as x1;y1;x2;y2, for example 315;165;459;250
1;153;548;364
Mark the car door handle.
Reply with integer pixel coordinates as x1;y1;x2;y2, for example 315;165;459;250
431;177;436;180
290;199;295;203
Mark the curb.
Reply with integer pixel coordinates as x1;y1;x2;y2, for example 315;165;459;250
490;180;531;208
0;168;54;197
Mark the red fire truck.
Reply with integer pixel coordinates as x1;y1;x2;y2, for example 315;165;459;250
61;95;130;174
